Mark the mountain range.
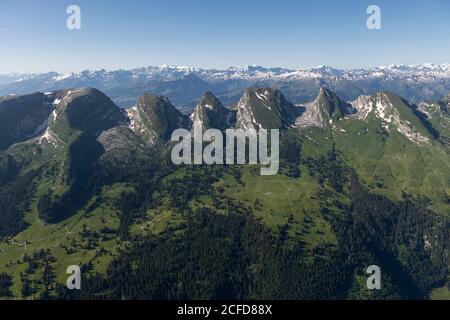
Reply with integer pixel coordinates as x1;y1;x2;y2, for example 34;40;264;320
0;84;449;300
1;85;447;149
2;63;450;112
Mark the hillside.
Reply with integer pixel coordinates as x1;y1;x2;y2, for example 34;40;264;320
0;86;449;300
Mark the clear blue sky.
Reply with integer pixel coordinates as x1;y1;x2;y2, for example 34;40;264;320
1;0;449;73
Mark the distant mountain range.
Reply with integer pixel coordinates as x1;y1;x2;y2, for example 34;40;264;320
1;63;450;112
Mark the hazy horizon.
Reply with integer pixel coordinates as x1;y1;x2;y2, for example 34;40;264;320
2;61;450;76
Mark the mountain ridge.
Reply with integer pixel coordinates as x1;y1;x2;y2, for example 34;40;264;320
190;92;235;131
1;86;446;147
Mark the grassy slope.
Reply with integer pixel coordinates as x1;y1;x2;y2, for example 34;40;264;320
430;286;450;300
220;168;337;250
0;183;129;299
333;115;450;216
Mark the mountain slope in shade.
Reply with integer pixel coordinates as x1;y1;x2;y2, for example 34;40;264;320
126;93;191;144
235;87;303;130
0;92;53;150
47;88;127;145
190;92;235;130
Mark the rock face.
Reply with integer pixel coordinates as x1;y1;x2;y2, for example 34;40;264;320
318;87;357;118
235;87;302;130
349;95;373;120
295;87;356;128
97;125;145;153
190;92;235;130
126;93;190;144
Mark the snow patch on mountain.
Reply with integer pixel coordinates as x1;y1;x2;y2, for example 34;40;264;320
37;126;64;147
126;105;157;145
51;109;58;122
349;95;373;119
417;102;434;118
374;93;429;144
235;90;262;130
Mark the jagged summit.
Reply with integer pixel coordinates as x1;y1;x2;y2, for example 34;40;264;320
235;87;301;130
316;87;356;118
198;91;222;108
190;92;235;130
293;87;441;145
294;86;355;128
126;93;190;144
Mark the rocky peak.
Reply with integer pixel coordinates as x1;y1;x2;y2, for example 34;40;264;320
190;92;235;130
295;87;355;128
127;93;190;144
235;87;300;130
